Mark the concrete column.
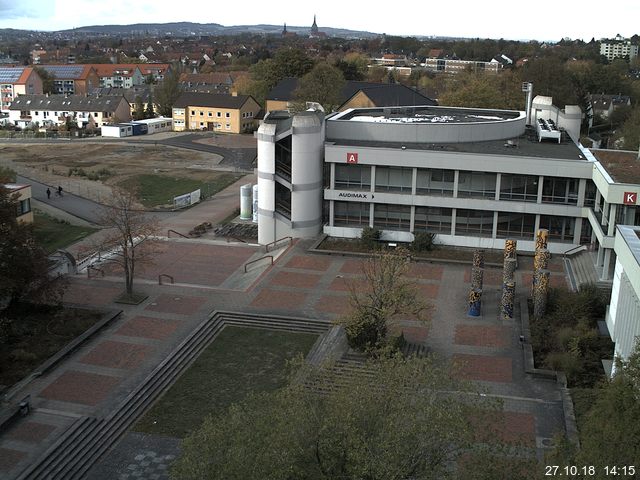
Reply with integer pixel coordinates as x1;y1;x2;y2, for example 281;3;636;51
453;170;460;198
596;244;604;267
329;200;334;227
577;179;586;207
608;204;617;236
329;162;335;189
595;189;602;211
537;175;544;203
411;167;417;196
369;203;374;228
573;217;582;245
495;173;502;201
601;249;612;281
534;214;541;234
370;165;376;193
410;205;415;233
602;200;609;227
451;208;457;236
492;211;498;238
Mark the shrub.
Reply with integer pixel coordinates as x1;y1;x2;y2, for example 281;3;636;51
360;226;381;250
411;232;436;253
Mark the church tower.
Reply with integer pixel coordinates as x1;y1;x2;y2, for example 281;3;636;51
311;15;319;35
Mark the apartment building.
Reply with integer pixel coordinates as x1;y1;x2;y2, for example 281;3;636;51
172;92;260;133
0;66;43;112
38;65;99;95
91;64;145;88
599;36;639;61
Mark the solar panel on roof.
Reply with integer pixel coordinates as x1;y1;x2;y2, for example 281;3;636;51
41;65;85;78
0;67;25;83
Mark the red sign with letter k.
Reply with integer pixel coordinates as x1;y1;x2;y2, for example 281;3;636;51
624;192;637;205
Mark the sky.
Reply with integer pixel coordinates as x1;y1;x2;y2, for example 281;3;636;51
0;0;638;42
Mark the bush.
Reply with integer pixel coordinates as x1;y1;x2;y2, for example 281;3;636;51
411;232;436;253
360;226;381;250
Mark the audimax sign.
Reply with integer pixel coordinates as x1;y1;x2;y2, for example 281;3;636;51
338;192;369;199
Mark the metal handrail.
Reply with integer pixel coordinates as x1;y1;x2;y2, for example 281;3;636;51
167;229;188;238
158;274;174;285
244;255;273;272
563;245;586;259
265;236;292;253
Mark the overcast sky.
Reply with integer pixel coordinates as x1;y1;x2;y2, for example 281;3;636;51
0;0;638;41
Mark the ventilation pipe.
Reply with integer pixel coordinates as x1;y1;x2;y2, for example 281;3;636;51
522;82;533;125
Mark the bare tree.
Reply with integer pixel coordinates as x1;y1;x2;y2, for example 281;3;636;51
94;188;159;299
337;248;431;353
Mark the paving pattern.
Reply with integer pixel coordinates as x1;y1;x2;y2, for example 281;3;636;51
0;237;570;479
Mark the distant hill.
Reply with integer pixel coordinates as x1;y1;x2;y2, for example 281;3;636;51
59;21;379;39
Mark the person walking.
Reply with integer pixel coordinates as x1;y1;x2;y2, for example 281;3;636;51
57;185;63;197
46;188;51;199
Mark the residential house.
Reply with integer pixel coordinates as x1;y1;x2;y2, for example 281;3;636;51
265;78;436;113
4;184;33;224
9;94;131;129
91;64;145;88
139;64;171;83
172;92;260;133
38;65;100;95
178;72;235;94
590;93;632;119
0;66;43;112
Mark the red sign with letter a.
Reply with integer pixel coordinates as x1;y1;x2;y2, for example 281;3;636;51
623;192;637;205
346;152;358;164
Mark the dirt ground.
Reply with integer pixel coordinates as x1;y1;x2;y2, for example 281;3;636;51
0;143;225;203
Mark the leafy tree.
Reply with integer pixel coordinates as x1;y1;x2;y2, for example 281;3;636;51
335;53;369;81
155;66;183;117
0;184;65;320
133;96;145;120
33;66;55;95
93;188;158;298
172;354;501;480
360;225;381;249
337;248;430;353
294;62;345;112
144;94;155;119
617;106;640;150
439;70;523;110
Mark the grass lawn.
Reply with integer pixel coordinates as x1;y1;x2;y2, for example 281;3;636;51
32;210;98;253
0;306;104;389
133;326;318;438
118;173;241;208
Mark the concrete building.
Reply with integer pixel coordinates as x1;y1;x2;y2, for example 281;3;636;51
91;64;144;88
0;66;43;113
4;184;33;224
590;93;632;119
256;108;325;245
607;225;640;368
9;94;131;129
172;92;260;133
599;36;639;61
422;57;501;74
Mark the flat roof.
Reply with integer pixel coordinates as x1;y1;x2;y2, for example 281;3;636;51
327;132;587;161
333;105;521;124
590;149;640;184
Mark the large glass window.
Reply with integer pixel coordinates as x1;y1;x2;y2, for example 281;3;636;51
275;182;291;219
375;167;413;193
373;204;411;231
457;171;496;199
414;206;452;233
500;174;539;202
275;136;292;182
584;180;597;208
17;198;31;216
539;215;575;243
455;209;494;237
334;201;369;227
416;168;454;196
334;164;371;190
496;212;536;239
541;177;578;205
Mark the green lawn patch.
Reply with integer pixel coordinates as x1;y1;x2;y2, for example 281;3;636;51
118;173;241;208
32;210;98;253
0;305;103;389
133;326;318;438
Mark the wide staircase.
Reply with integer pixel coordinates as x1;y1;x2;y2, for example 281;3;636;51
564;249;612;295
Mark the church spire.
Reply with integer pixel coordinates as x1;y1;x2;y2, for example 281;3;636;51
311;14;318;34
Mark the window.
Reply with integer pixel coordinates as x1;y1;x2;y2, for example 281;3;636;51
457;171;496;199
375;166;412;193
191;110;195;115
584;180;597;207
541;177;578;205
217;112;221;117
334;201;369;227
17;198;31;216
455;209;494;237
496;212;536;239
225;112;230;118
539;215;575;242
414;206;452;233
208;112;212;117
416;168;454;196
374;204;411;231
200;111;204;116
500;174;538;202
226;124;231;130
335;164;371;190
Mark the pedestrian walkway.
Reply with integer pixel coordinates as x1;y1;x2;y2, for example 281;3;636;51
0;234;570;478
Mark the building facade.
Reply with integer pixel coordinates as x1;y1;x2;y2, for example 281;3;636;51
92;64;145;88
172;92;260;133
0;67;43;113
4;184;33;224
38;65;100;95
599;38;639;61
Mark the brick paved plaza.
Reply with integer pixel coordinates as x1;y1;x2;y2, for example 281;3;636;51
0;236;569;479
